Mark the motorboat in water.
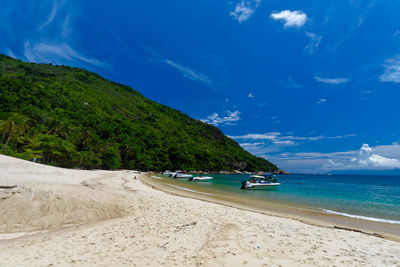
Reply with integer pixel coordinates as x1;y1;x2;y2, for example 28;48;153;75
240;174;280;189
189;175;213;181
163;170;185;177
162;170;172;176
172;171;193;178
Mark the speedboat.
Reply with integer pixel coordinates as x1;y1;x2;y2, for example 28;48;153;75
189;175;213;181
240;174;280;189
162;170;172;176
167;170;181;177
172;171;193;178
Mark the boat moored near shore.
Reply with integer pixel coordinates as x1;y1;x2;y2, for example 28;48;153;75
162;170;172;176
189;175;213;181
241;174;280;189
172;171;193;179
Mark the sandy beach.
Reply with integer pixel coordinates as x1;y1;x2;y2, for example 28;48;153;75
0;155;399;266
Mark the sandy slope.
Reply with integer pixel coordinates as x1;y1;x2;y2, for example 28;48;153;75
0;155;399;266
0;156;131;234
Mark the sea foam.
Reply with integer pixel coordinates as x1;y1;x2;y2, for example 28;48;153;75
322;209;400;224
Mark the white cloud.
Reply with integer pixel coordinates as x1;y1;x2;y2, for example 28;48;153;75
229;133;356;158
314;76;349;84
146;49;215;87
239;142;270;155
201;111;240;126
270;10;307;28
230;132;282;140
24;41;106;67
229;132;355;142
38;0;64;31
305;32;321;54
239;140;297;155
358;144;400;168
296;134;357;141
316;98;327;104
270;144;400;173
379;56;400;83
230;0;261;23
374;144;400;158
240;142;264;147
292;151;356;159
272;140;296;146
248;93;255;98
239;142;265;150
327;159;342;167
165;59;213;86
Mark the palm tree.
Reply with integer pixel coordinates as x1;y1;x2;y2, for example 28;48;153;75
0;121;6;145
0;119;14;150
0;113;29;152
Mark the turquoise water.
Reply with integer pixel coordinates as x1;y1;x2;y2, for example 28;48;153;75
164;174;400;224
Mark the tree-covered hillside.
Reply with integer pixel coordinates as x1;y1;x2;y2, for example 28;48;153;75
0;55;278;172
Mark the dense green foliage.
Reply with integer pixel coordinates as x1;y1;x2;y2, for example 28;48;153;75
0;55;278;171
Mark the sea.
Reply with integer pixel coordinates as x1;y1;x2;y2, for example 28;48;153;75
160;173;400;225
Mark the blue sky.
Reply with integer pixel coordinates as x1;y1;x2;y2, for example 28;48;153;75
1;0;400;173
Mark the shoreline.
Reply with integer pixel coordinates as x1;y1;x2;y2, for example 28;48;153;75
1;155;400;266
141;174;400;242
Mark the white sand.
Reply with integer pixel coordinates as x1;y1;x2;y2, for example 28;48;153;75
0;155;399;266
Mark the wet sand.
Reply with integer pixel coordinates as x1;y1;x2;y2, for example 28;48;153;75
142;174;400;241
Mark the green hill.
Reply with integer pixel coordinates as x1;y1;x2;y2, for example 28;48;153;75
0;55;278;172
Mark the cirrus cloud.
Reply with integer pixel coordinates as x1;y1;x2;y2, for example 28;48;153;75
230;0;261;23
37;0;65;31
165;59;213;86
230;132;355;142
314;76;349;84
24;41;106;67
305;32;322;54
201;110;241;126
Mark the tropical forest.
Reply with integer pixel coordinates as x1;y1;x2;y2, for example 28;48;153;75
0;55;278;172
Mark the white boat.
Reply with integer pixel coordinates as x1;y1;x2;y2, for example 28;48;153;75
172;171;193;178
166;170;180;177
162;170;172;176
189;176;213;181
240;174;280;189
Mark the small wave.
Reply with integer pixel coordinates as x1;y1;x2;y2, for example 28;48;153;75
151;176;162;179
166;185;215;196
322;209;400;224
